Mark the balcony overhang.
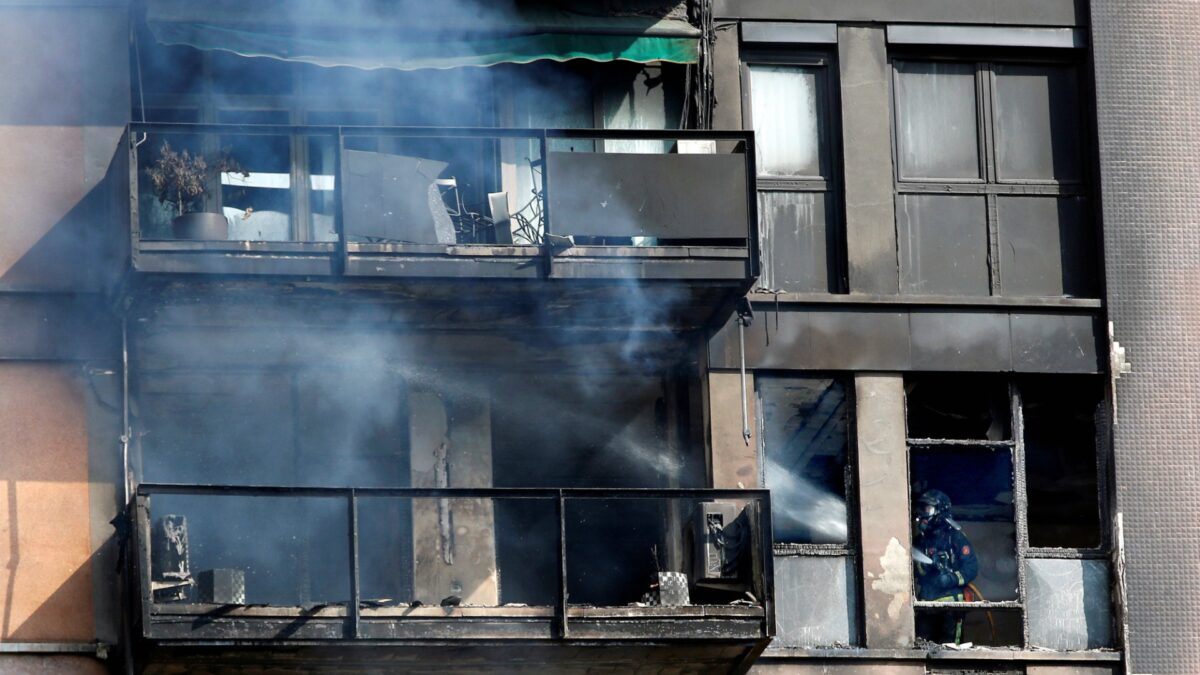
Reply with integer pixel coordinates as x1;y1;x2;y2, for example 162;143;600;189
128;124;759;331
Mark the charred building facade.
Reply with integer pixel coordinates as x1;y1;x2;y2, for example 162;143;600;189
0;0;1193;673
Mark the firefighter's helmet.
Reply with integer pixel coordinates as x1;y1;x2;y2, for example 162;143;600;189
915;489;952;531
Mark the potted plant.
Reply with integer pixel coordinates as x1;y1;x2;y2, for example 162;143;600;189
147;141;248;240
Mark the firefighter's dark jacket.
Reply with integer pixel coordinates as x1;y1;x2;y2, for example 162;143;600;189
914;522;979;601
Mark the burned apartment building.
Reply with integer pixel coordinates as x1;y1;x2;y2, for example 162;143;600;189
0;0;1197;673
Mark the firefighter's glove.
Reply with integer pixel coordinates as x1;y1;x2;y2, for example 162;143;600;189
936;572;960;591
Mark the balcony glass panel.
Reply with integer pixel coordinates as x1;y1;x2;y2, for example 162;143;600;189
149;494;350;606
138;486;771;641
131;123;754;282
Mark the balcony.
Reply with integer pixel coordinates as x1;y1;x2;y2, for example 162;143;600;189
132;484;773;671
128;123;757;330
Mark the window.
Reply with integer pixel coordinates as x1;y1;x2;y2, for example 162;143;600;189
892;58;1096;297
757;376;858;647
906;375;1112;649
743;53;843;293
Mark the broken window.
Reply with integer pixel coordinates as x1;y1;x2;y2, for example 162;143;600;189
743;52;843;293
757;376;858;647
905;375;1113;650
1021;376;1104;549
892;57;1096;298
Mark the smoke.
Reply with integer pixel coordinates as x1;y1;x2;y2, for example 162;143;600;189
128;0;725;607
763;457;848;544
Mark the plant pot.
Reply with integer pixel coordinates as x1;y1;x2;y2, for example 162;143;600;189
172;212;229;240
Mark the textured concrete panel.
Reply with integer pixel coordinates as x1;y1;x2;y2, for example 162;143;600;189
0;656;107;675
0;6;129;292
854;375;914;648
709;371;760;489
0;364;94;641
1090;1;1200;670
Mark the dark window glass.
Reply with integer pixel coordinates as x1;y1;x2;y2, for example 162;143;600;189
758;191;831;292
998;196;1094;297
993;64;1082;182
892;59;1093;299
905;375;1011;441
758;377;850;545
746;56;840;293
894;61;980;180
1021;377;1103;549
897;194;990;296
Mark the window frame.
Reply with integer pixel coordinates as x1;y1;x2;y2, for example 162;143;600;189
755;372;862;648
740;48;847;294
904;376;1113;648
888;49;1093;298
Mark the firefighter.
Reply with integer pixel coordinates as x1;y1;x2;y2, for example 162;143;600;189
913;488;978;644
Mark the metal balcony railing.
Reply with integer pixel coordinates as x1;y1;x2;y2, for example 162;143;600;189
128;123;759;281
133;483;773;643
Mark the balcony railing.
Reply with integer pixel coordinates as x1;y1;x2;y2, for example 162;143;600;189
133;483;773;644
129;123;758;283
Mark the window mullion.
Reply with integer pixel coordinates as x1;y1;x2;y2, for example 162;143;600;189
979;63;1002;296
979;62;996;183
987;193;1001;295
1010;382;1032;647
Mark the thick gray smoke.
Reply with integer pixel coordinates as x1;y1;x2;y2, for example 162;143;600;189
131;0;720;609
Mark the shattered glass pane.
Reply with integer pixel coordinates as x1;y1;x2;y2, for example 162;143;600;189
1027;558;1113;649
774;556;858;647
758;377;849;545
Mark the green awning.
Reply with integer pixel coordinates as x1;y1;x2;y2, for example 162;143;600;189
146;1;699;71
148;21;698;70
